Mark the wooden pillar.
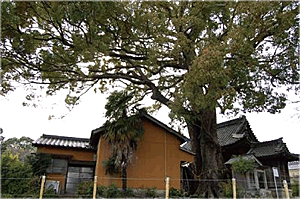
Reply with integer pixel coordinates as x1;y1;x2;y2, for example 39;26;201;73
93;176;97;199
283;180;290;199
232;178;236;199
165;177;170;199
39;175;46;199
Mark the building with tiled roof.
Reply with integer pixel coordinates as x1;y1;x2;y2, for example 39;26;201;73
181;115;298;197
32;111;194;195
32;114;298;197
247;138;298;160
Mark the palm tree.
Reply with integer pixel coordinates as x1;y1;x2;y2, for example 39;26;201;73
102;90;144;194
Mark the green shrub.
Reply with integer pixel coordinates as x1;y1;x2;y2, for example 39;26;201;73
292;179;300;197
135;187;146;198
1;152;33;197
169;187;183;198
124;187;135;197
231;156;255;174
44;187;59;198
103;156;120;175
220;180;244;198
106;183;121;198
76;181;94;198
97;185;108;197
146;187;157;198
1;194;14;198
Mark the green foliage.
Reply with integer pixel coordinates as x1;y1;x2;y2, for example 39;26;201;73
26;153;51;176
220;180;243;198
124;187;135;197
105;90;135;121
231;156;255;174
43;187;59;198
97;185;108;197
75;183;136;198
102;90;144;191
1;194;14;198
2;1;298;116
103;155;120;175
169;187;184;198
1;136;35;162
1;152;33;197
146;187;157;198
1;151;53;198
220;180;234;198
291;179;299;197
76;181;94;198
106;183;121;198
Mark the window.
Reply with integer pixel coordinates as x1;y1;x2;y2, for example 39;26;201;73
257;170;267;189
247;169;267;190
66;166;94;194
46;158;68;174
248;171;256;189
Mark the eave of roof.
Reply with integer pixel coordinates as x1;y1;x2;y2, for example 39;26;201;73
180;146;196;156
289;160;300;170
225;154;263;166
247;138;298;161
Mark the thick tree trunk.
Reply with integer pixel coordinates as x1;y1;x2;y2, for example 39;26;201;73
187;109;225;198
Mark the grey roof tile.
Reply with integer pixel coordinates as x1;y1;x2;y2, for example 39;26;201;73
217;115;252;146
33;134;94;150
181;115;257;151
247;138;298;161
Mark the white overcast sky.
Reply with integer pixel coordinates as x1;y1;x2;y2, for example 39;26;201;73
0;86;299;155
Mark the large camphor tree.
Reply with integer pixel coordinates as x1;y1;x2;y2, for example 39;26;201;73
1;1;299;197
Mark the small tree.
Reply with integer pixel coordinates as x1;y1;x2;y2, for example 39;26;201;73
231;156;255;174
1;152;33;197
1;142;52;197
26;153;51;176
102;90;144;194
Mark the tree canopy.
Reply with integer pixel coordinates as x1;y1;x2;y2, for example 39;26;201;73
1;1;299;197
2;1;298;115
1;136;35;162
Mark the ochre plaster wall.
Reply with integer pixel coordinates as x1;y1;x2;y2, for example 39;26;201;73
37;146;95;162
95;119;194;190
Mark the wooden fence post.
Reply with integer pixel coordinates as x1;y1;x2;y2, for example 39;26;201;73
232;178;236;199
165;177;170;199
283;180;290;199
39;175;46;199
93;176;97;199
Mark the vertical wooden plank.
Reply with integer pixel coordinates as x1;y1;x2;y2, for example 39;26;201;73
232;178;236;199
39;175;46;199
165;177;170;199
283;180;290;199
93;176;97;199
